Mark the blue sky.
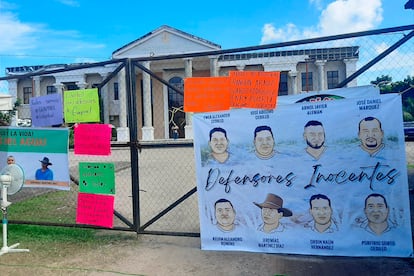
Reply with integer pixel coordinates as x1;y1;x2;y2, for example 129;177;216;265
0;0;413;90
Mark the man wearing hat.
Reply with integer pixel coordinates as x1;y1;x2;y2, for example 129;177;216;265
254;193;292;233
35;157;54;180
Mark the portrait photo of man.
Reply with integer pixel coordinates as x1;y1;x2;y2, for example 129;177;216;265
308;194;337;233
358;116;385;156
253;125;275;160
253;193;292;233
214;198;236;232
303;120;327;160
207;127;230;164
35;157;54;181
363;193;395;235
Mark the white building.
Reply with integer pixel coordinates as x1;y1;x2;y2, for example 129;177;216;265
6;25;358;141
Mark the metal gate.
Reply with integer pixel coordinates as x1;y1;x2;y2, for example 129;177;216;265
2;24;413;236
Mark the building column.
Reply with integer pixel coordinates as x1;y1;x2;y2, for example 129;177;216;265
77;82;88;89
288;71;298;94
33;76;41;97
184;58;193;139
236;65;245;71
100;73;110;124
141;61;154;140
53;83;64;95
315;60;326;91
343;58;358;87
116;67;130;141
8;79;18;125
209;55;219;77
8;79;18;102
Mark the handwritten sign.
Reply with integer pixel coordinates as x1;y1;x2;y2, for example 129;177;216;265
64;88;100;123
229;71;280;109
30;94;63;127
79;162;115;195
184;77;230;112
74;124;111;155
76;192;114;228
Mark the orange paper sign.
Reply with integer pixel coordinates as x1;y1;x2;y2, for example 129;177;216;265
229;71;280;109
184;77;230;112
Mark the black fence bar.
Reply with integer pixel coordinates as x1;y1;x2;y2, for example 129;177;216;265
139;187;197;232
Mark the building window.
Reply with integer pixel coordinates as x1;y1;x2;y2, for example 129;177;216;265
114;82;119;100
327;70;339;89
47;86;57;94
168;77;185;139
278;72;288;96
66;83;79;90
23;87;32;104
301;72;313;92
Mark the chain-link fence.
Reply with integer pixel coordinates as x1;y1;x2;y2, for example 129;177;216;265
4;24;414;236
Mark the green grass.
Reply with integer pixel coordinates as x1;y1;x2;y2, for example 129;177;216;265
6;224;99;244
1;224;138;258
1;187;139;258
5;224;133;245
8;189;77;223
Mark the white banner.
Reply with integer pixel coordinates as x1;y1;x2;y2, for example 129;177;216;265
193;92;413;257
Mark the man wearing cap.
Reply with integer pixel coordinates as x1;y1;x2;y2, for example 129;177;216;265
35;157;54;180
254;193;292;233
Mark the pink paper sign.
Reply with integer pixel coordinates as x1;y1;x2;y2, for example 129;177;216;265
74;124;112;155
76;192;114;228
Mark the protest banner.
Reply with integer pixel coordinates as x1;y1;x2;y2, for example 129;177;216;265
193;92;412;257
0;127;70;190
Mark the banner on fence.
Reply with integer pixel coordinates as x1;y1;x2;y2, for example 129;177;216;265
0;127;70;190
193;92;413;257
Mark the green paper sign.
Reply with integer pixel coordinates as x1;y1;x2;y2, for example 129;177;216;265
79;162;115;195
64;88;100;123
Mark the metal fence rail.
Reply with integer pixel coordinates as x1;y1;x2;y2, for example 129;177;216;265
5;24;414;237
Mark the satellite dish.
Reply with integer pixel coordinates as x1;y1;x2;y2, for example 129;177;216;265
0;163;29;256
0;164;25;195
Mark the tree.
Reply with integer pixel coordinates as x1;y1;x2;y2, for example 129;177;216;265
371;75;414;121
0;98;21;126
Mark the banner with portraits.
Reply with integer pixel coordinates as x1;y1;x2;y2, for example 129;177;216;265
0;127;70;190
193;92;413;257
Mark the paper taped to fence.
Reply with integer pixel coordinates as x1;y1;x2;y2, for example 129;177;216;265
193;92;413;257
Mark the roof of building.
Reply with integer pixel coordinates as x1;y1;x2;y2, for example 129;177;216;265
112;25;221;57
219;46;359;62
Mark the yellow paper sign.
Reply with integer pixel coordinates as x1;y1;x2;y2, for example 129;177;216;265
64;88;100;123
